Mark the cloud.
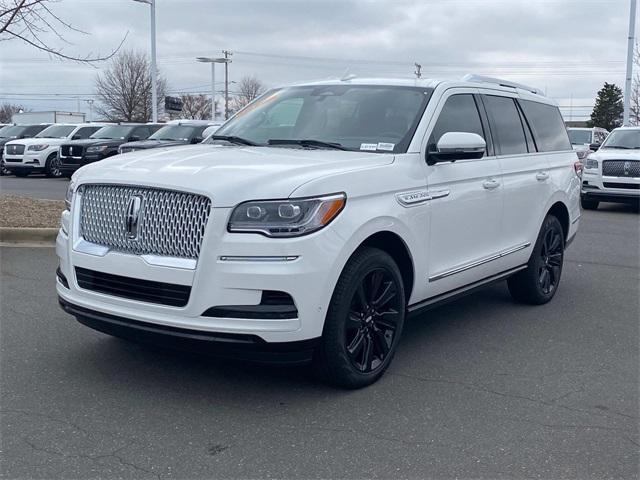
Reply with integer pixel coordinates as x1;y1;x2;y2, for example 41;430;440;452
0;0;632;119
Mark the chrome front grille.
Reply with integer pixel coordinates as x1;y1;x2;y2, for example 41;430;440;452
5;144;25;155
602;160;640;178
79;184;211;259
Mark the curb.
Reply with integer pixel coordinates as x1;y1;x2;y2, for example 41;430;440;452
0;227;58;245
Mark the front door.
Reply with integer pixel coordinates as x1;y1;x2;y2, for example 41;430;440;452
423;90;504;297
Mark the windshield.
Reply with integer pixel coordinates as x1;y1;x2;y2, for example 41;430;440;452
90;125;135;140
0;125;13;137
36;125;76;138
567;130;592;145
600;129;640;149
213;85;433;152
0;125;30;138
149;125;198;141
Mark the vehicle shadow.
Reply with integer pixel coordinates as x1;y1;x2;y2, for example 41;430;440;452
595;202;639;214
62;283;517;403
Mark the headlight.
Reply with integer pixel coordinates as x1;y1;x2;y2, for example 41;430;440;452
27;144;49;151
65;180;76;211
585;158;599;169
86;145;108;153
228;193;346;237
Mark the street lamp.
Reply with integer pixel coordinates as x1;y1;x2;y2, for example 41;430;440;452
196;57;230;121
134;0;158;123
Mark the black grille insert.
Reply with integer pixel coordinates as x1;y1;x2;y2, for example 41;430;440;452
203;291;297;319
602;160;640;178
75;267;191;307
603;182;640;190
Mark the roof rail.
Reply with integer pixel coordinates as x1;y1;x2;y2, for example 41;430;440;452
462;74;543;95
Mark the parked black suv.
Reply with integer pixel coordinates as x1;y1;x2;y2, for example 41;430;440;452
118;121;219;154
0;124;51;176
58;124;162;176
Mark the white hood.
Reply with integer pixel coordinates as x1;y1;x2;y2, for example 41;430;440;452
73;144;395;207
588;148;640;161
5;137;68;146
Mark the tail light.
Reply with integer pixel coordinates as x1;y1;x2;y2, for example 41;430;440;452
574;161;584;178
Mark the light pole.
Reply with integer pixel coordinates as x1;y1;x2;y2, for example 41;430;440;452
134;0;158;123
624;0;637;126
196;57;230;120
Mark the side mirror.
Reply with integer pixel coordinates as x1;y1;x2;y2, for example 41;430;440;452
191;137;203;144
589;143;600;151
427;132;486;166
128;136;141;142
72;135;81;140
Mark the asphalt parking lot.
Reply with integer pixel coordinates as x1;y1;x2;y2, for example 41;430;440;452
0;175;69;200
1;205;638;479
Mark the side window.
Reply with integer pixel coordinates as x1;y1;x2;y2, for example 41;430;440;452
483;95;528;155
74;127;98;139
428;94;486;153
134;126;151;139
518;100;571;152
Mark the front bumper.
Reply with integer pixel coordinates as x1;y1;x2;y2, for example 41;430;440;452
581;170;640;203
56;199;345;345
58;296;319;364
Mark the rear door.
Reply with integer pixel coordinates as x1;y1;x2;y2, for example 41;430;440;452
483;95;563;262
423;89;504;297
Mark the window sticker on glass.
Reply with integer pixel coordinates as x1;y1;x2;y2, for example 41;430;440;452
360;143;378;151
377;142;395;151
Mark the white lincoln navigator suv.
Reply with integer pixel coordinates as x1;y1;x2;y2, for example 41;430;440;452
57;75;581;388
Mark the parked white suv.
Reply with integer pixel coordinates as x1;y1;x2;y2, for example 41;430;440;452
581;126;640;209
57;76;581;388
3;124;106;177
567;127;609;160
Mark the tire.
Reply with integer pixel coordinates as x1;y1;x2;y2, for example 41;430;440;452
0;160;9;176
581;196;599;210
508;215;565;305
314;247;406;389
45;153;62;178
14;171;29;178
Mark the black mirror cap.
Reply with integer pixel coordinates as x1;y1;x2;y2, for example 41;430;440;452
589;143;601;151
426;149;485;166
72;135;81;140
191;137;203;144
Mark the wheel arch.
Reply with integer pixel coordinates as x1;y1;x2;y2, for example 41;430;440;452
347;230;416;303
547;201;570;241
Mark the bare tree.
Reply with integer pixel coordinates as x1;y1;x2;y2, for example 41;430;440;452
0;102;27;123
0;0;126;63
178;94;221;120
231;75;266;113
95;50;167;122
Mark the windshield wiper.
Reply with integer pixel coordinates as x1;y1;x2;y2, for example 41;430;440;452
604;145;632;149
267;139;347;150
209;135;258;146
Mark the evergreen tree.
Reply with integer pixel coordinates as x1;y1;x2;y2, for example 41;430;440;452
588;83;623;131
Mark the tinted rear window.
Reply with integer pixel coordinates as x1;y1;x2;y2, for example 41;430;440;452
520;100;571;152
483;95;527;155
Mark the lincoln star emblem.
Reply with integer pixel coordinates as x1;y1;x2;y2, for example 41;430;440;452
624;161;631;175
125;195;143;240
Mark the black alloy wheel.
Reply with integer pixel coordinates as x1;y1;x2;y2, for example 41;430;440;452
314;247;406;388
47;155;63;178
508;214;565;305
345;268;401;373
538;226;563;295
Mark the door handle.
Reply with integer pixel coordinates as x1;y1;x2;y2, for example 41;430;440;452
483;179;500;190
536;171;550;181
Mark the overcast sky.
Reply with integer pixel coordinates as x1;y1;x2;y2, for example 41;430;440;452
0;0;634;120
